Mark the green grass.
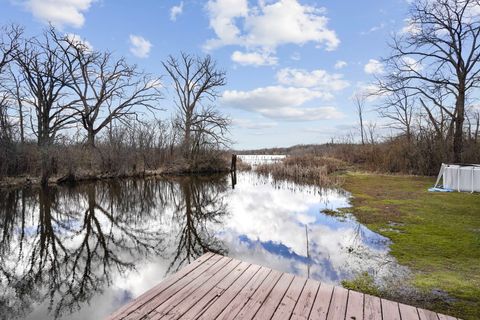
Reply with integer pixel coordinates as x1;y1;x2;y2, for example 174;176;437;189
342;172;480;319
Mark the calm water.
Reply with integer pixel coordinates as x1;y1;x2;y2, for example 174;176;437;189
0;168;400;319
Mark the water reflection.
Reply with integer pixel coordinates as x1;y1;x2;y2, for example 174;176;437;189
0;172;401;320
166;177;228;272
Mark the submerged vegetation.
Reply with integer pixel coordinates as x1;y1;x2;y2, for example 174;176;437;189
255;155;346;186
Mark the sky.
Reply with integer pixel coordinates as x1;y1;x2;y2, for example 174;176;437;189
0;0;412;149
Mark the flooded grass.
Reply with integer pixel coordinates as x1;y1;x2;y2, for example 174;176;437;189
343;172;480;319
254;155;347;187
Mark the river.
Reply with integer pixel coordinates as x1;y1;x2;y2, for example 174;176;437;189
0;158;400;319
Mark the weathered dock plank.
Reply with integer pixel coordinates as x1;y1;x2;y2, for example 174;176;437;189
107;253;458;320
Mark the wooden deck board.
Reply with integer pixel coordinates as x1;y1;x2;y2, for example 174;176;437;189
364;294;382;320
148;257;241;319
326;286;348;320
381;299;401;320
252;273;295;320
216;266;272;320
271;276;307;320
123;254;225;320
290;279;320;320
345;290;364;320
196;264;262;320
106;252;214;320
309;282;334;320
233;270;283;320
107;253;458;320
168;261;252;320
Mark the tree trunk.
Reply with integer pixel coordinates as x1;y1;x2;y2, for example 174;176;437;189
87;130;96;148
16;93;24;143
184;111;192;160
359;115;365;145
453;89;465;163
475;115;479;144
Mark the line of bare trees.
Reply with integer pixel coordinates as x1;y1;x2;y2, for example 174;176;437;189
0;25;230;184
344;0;480;174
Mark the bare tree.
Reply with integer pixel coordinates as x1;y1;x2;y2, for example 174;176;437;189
14;28;77;147
353;92;366;145
13;28;78;184
162;53;228;160
0;24;22;75
378;85;415;141
366;122;378;144
56;34;162;148
0;92;13;142
0;25;22;144
380;0;480;162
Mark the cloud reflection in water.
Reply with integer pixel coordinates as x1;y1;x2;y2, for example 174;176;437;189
0;172;401;320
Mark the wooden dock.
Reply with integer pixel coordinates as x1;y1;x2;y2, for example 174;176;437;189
107;252;458;320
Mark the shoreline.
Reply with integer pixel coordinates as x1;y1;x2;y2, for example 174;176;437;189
0;166;232;190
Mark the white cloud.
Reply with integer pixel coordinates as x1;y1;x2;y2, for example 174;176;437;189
170;1;184;21
290;52;301;61
22;0;95;28
231;50;278;66
334;60;347;69
355;82;382;102
276;68;349;91
258;106;343;121
361;22;386;35
205;0;339;64
233;118;278;129
364;59;384;74
222;86;343;121
129;35;152;58
205;0;248;47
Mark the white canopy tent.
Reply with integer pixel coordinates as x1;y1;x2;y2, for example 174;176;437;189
432;163;480;193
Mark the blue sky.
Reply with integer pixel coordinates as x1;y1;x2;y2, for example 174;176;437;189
0;0;411;149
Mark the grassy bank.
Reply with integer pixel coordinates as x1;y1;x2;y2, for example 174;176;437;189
342;173;480;319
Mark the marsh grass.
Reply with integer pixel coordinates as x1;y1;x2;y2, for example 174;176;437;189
255;155;347;186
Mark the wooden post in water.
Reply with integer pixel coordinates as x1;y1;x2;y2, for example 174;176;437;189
231;154;237;172
230;154;237;189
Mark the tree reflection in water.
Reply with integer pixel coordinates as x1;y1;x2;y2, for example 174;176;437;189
167;176;228;273
0;175;229;319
